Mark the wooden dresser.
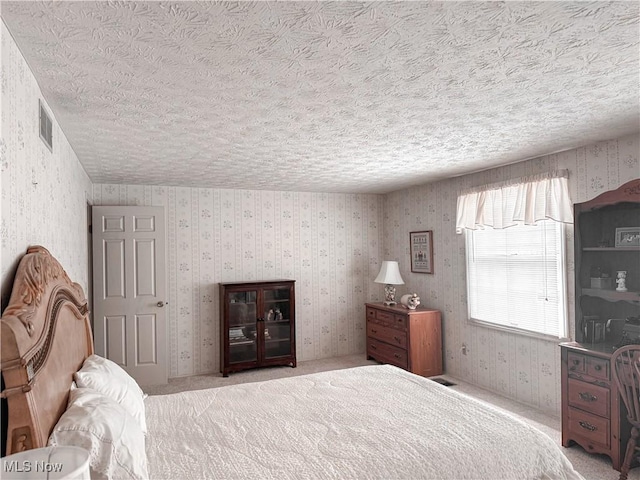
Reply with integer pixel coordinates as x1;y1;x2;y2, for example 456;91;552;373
560;342;631;471
365;302;442;377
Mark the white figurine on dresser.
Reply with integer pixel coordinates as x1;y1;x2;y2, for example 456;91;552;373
400;293;421;309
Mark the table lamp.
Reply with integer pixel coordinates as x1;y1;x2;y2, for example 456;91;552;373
374;261;405;305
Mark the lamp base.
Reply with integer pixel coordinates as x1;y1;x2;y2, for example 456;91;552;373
384;284;397;306
383;300;397;306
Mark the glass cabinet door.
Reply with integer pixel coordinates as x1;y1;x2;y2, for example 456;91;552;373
263;286;292;360
227;290;258;364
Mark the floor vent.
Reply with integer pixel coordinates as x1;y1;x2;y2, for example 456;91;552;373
430;377;456;387
39;99;53;151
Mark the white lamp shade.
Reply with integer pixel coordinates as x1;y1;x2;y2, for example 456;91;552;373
374;261;405;285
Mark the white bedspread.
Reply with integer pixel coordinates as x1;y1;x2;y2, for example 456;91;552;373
145;365;584;480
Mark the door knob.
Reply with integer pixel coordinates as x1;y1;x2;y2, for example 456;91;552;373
157;301;167;308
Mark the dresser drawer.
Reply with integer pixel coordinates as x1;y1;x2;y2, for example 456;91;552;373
567;352;586;374
366;307;407;330
374;309;394;323
367;323;407;349
367;338;408;370
392;315;407;330
567;406;610;448
586;357;609;381
568;378;610;418
567;351;610;381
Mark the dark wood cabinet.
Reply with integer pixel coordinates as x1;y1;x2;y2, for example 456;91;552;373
561;178;640;471
366;302;442;377
220;280;296;377
574;178;640;344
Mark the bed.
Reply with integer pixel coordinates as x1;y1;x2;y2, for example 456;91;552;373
1;246;585;479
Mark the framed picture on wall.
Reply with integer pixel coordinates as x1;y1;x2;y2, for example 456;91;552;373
410;231;433;274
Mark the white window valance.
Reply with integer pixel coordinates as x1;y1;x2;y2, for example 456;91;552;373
455;170;573;234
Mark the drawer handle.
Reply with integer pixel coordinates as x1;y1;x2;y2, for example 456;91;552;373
579;421;597;432
594;365;602;371
579;392;598;402
370;345;377;350
371;329;378;334
394;336;402;343
394;353;401;359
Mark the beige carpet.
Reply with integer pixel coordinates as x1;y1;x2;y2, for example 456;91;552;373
145;354;634;480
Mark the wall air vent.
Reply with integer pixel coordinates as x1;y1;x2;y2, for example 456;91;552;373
39;99;53;151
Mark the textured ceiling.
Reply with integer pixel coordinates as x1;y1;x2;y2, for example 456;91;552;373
2;1;639;194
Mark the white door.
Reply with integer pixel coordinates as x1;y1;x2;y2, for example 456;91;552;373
92;206;167;386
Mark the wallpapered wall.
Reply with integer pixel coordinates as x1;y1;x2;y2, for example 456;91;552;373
92;186;383;377
384;132;639;415
0;23;92;308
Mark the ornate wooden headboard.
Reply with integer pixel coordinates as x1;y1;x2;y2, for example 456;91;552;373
1;246;93;456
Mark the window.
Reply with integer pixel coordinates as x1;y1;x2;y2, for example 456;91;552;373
456;171;573;339
465;221;567;338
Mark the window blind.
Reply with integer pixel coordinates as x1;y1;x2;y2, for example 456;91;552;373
465;220;567;338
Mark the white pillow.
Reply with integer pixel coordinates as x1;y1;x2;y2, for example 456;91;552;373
74;355;147;434
49;388;148;480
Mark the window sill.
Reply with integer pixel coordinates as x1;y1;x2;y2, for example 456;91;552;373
468;318;570;343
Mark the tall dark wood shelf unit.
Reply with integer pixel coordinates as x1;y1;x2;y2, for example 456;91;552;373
561;178;640;471
574;179;640;342
220;280;296;377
